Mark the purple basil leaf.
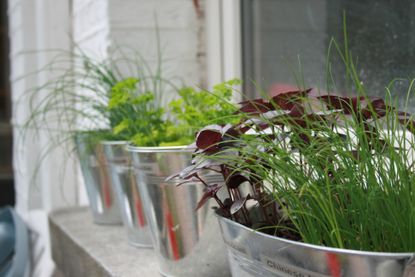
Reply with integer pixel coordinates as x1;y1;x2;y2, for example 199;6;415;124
230;195;249;215
398;111;411;117
398;117;415;134
318;95;366;115
288;104;305;117
175;177;202;187
177;164;201;179
222;126;241;146
196;129;222;152
223;198;233;209
165;171;181;182
271;88;312;110
371;98;386;110
195;184;222;210
239;99;274;114
221;123;233;134
261;110;290;120
364;98;395;120
197;159;222;169
227;174;249;189
224;126;240;138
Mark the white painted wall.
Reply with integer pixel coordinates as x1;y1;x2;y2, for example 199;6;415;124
72;0;110;58
107;0;204;87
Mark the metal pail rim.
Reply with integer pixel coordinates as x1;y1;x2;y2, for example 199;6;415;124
100;140;128;145
215;211;414;258
126;144;196;153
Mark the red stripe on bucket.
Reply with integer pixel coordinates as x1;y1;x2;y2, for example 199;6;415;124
327;252;341;277
166;211;180;260
134;195;145;227
103;180;112;208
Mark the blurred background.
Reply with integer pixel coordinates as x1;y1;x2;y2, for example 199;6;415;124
1;0;414;276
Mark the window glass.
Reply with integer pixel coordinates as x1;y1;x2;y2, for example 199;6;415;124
242;0;415;109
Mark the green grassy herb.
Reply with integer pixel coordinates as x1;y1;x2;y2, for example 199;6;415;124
175;19;415;253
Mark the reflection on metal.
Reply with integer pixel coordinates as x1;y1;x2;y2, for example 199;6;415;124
217;213;414;277
102;141;152;247
74;134;121;225
127;145;231;277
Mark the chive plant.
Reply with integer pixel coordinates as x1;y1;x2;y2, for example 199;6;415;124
173;82;415;252
18;46;174;182
21;47;170;140
172;29;415;252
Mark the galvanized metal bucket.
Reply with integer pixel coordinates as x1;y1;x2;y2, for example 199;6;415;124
216;213;415;277
74;133;122;225
127;145;231;277
101;141;152;247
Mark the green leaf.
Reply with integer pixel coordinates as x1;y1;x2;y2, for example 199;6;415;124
113;119;130;135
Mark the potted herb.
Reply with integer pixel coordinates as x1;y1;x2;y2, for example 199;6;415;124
125;79;240;277
22;48;157;225
172;24;415;275
99;76;169;247
174;80;415;276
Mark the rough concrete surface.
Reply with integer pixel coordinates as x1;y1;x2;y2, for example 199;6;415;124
49;207;159;277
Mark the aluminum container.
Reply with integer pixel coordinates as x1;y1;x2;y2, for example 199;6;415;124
101;141;152;247
127;145;231;277
217;213;415;277
74;133;121;225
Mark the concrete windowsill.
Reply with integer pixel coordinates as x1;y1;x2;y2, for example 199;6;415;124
49;207;159;277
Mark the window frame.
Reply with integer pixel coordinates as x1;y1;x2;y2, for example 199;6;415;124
206;0;243;101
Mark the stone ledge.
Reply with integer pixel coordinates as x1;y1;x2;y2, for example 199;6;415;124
49;207;159;277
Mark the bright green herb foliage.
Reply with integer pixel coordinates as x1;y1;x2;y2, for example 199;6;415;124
164;79;241;146
108;77;164;145
108;78;240;146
